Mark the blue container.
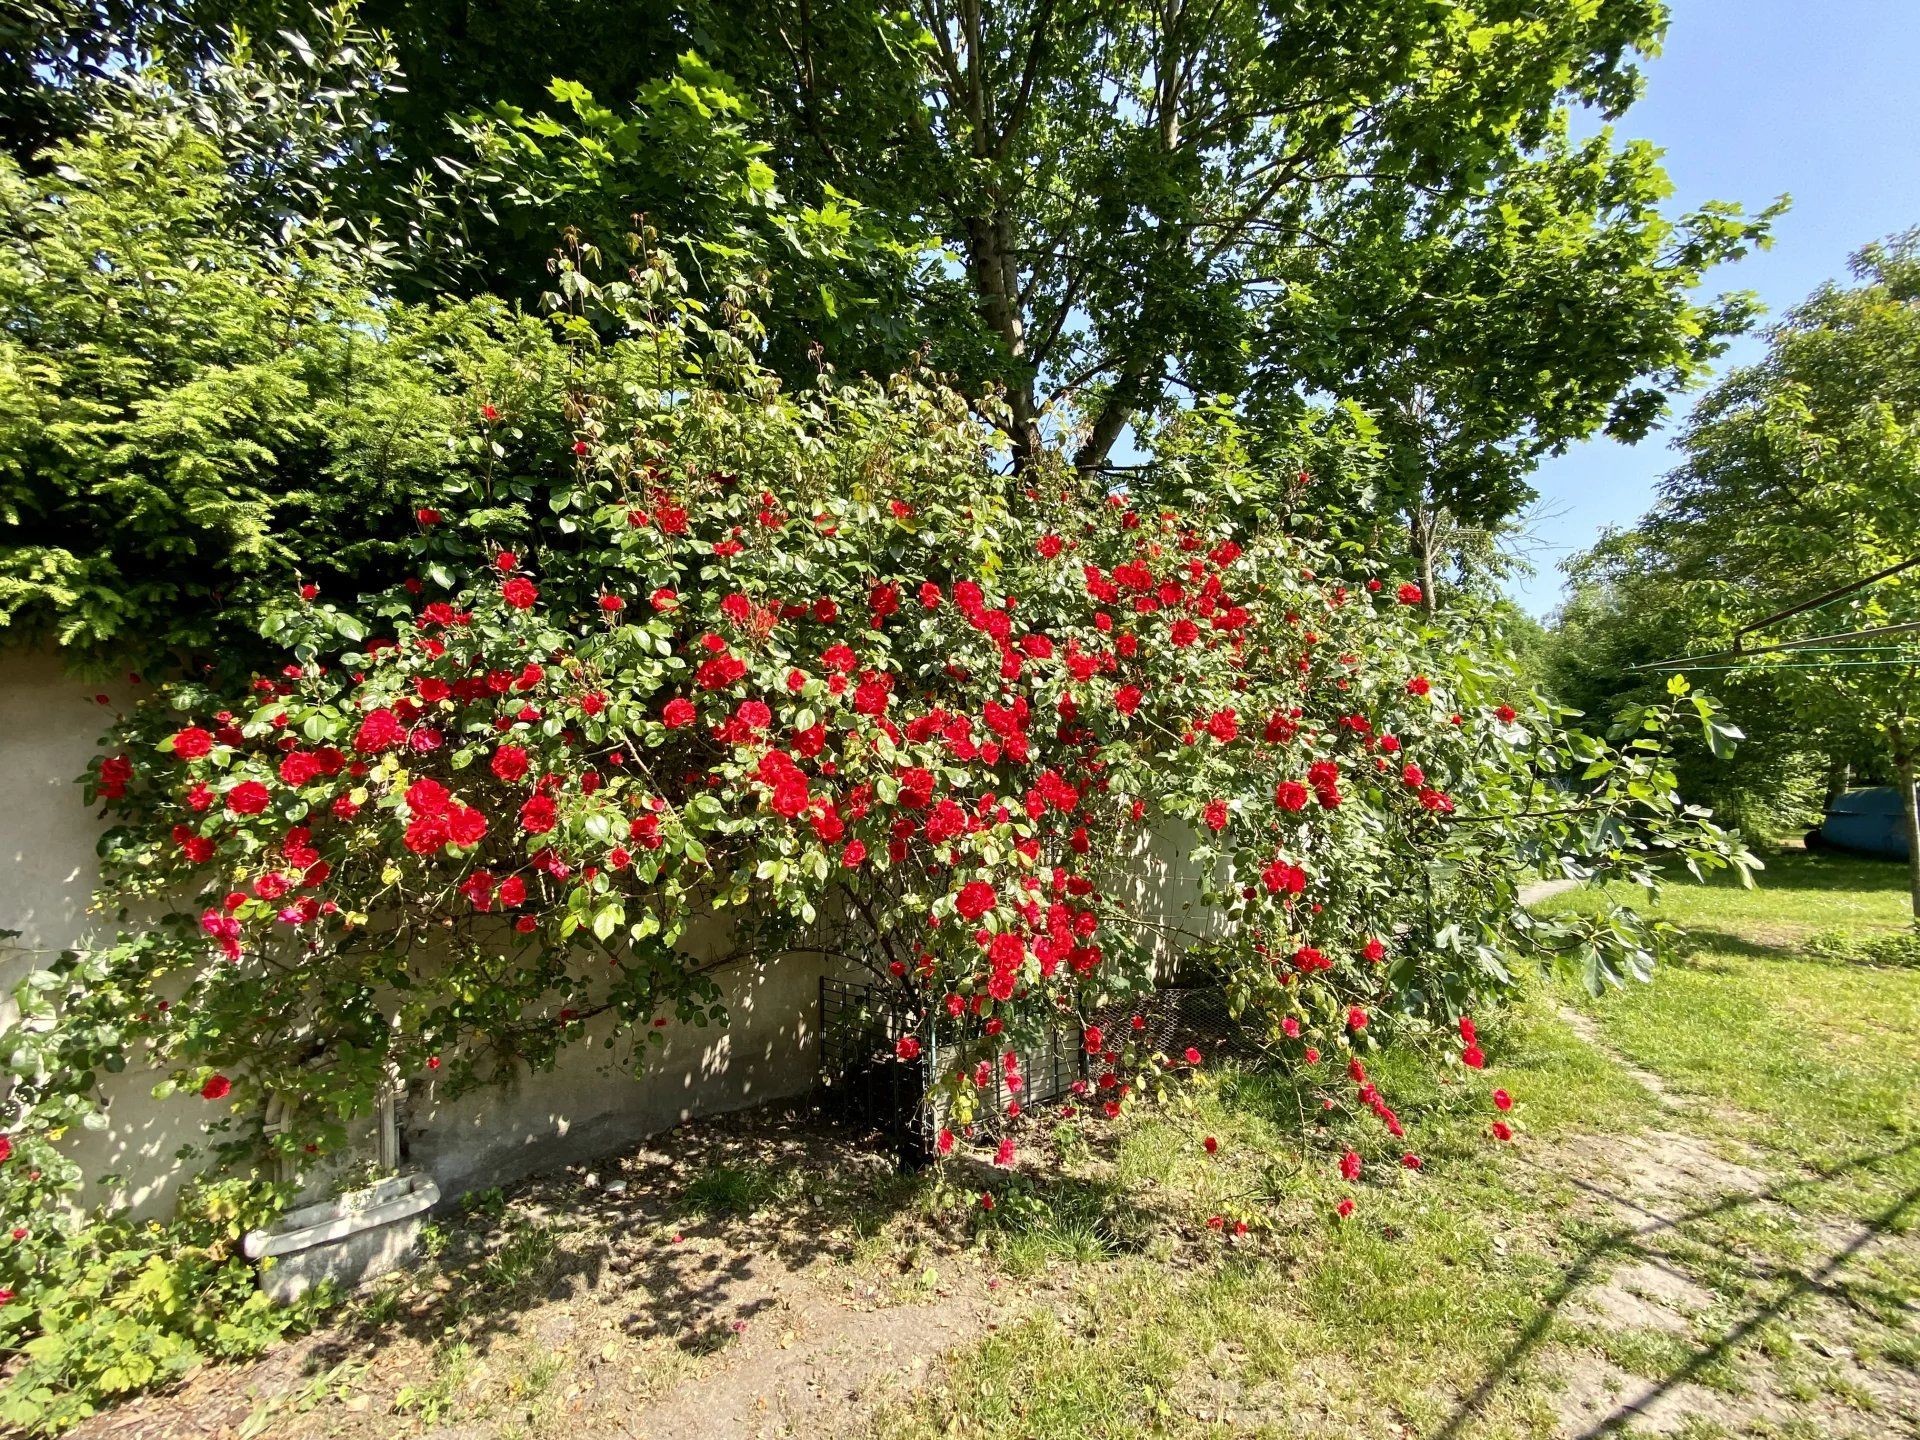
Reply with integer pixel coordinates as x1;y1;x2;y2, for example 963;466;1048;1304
1818;787;1911;859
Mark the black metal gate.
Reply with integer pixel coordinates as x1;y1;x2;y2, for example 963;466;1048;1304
815;977;1269;1158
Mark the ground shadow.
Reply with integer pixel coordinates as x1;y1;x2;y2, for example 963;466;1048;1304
1432;1136;1920;1440
1729;848;1906;896
293;1101;942;1372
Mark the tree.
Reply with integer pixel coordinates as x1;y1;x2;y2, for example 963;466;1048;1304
2;1;1771;553
1275;118;1776;603
1561;230;1920;909
1545;533;1846;840
732;0;1771;492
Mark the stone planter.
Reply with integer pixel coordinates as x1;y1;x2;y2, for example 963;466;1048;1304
243;1170;439;1303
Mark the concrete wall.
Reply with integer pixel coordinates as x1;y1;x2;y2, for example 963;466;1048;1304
0;649;837;1216
0;649;1220;1217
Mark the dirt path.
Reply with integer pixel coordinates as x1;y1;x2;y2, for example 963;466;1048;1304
65;1108;1039;1440
627;1267;1011;1439
1542;1015;1920;1439
61;987;1919;1440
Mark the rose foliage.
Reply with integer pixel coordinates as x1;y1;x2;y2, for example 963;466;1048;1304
3;244;1756;1187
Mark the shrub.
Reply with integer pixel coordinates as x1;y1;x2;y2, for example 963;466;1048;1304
17;263;1753;1186
0;1179;325;1436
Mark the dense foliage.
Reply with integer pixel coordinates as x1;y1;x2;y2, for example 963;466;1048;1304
1;1;1774;580
1550;231;1920;863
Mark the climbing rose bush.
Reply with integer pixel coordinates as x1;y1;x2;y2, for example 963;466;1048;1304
4;288;1751;1300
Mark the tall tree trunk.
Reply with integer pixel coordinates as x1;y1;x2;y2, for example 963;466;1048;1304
963;208;1042;468
1074;363;1152;475
1409;503;1439;613
1894;736;1920;922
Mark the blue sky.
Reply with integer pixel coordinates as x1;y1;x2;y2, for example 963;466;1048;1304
1506;0;1920;618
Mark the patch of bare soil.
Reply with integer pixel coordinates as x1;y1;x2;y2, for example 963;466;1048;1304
65;1105;1030;1440
1544;1026;1920;1439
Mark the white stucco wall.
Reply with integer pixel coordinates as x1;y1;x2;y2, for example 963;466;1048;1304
1;648;1220;1218
0;648;836;1216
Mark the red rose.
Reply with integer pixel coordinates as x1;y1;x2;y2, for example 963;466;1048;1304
956;881;997;920
354;708;407;753
447;805;488;847
502;577;539;610
491;745;530;782
1274;780;1309;812
225;780;271;816
662;697;696;729
200;1074;232;1101
1202;800;1229;832
171;727;214;760
519;794;558;834
1492;1088;1513;1112
1339;1149;1361;1181
895;1035;921;1062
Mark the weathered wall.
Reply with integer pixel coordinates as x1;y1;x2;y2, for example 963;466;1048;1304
0;648;1221;1217
0;648;838;1216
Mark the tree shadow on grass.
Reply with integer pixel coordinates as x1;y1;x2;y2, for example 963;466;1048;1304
1431;1136;1920;1440
1671;928;1800;964
1740;848;1906;895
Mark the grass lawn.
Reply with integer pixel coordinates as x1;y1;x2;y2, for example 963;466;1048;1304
874;847;1920;1440
65;848;1920;1439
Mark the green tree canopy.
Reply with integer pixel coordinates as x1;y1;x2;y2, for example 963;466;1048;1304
2;1;1773;559
1553;230;1920;889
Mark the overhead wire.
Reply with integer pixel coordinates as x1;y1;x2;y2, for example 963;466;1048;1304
1628;554;1920;674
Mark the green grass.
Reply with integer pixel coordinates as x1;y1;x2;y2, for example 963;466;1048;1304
881;1000;1650;1440
875;847;1920;1440
1542;849;1920;1212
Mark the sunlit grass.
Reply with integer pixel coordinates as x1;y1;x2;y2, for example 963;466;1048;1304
875;847;1920;1440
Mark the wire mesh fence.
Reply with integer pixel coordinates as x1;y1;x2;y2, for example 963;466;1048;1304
815;975;1273;1160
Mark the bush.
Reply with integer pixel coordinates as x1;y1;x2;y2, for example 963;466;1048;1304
0;1179;325;1436
22;248;1755;1172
